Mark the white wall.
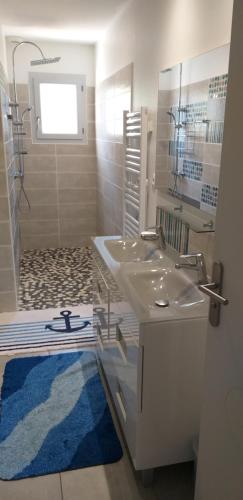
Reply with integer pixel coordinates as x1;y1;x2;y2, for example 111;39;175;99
96;0;234;224
6;39;95;86
97;0;233;107
0;27;7;75
160;44;230;90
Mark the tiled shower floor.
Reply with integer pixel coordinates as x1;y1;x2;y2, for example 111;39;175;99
18;247;93;311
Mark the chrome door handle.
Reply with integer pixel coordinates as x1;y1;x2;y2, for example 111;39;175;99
198;261;229;327
198;283;229;305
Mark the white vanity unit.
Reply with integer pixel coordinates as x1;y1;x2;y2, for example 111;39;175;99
92;236;208;474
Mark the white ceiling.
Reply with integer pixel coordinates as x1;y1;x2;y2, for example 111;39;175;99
0;0;129;43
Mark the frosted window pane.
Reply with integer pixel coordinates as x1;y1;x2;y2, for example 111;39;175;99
40;83;78;134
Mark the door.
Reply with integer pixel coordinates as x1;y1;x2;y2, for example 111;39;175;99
195;1;243;499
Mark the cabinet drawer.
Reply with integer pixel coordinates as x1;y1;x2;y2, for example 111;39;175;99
98;323;139;421
113;374;137;463
108;324;139;417
115;339;138;414
98;343;119;399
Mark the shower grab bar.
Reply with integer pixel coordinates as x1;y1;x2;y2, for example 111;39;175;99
9;102;19;108
182;119;210;125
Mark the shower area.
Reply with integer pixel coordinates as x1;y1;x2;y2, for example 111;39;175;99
0;38;97;312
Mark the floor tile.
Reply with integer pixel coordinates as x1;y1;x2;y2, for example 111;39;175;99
0;349;194;500
0;474;62;500
61;368;194;500
18;247;93;310
60;457;149;500
61;455;194;500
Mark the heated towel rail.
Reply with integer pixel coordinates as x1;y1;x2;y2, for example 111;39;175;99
123;108;149;238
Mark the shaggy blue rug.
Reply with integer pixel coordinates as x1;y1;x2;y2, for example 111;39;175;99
0;351;123;480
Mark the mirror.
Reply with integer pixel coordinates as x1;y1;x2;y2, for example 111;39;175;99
155;44;230;217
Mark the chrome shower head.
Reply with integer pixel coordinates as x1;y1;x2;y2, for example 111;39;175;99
30;56;61;66
21;106;32;120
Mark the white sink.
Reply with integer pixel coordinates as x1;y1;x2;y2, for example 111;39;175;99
119;261;207;321
128;266;204;309
93;236;209;322
104;238;164;263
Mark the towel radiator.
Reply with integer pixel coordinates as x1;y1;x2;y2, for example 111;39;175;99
123;108;149;238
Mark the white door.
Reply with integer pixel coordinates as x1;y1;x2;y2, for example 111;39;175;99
195;1;243;499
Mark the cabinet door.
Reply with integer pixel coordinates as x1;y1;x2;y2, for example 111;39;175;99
92;252;140;465
93;262;119;395
136;318;207;469
116;301;140;413
111;303;140;466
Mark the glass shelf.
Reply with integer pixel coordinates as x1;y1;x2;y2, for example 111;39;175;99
157;200;215;233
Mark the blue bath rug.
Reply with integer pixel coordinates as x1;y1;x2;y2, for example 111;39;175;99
0;351;123;480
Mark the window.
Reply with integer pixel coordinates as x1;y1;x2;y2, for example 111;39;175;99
30;73;86;142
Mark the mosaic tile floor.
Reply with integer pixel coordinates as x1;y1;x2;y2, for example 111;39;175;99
18;247;93;311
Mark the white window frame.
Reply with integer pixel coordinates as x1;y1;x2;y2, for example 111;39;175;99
29;72;86;143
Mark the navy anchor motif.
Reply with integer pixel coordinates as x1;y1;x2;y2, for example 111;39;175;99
45;310;91;333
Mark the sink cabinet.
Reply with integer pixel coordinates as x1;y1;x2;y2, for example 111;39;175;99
92;240;207;472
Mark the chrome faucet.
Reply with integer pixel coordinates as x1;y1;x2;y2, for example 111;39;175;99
140;224;166;250
175;252;208;284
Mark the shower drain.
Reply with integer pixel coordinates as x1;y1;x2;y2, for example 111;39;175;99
155;299;169;308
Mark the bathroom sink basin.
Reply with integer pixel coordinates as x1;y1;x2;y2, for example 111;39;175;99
127;268;204;310
104;238;164;263
121;262;205;317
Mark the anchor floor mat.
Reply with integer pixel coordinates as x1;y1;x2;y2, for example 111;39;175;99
0;309;94;354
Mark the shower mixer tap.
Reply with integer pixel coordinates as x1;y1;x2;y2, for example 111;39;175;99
8;102;19;108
